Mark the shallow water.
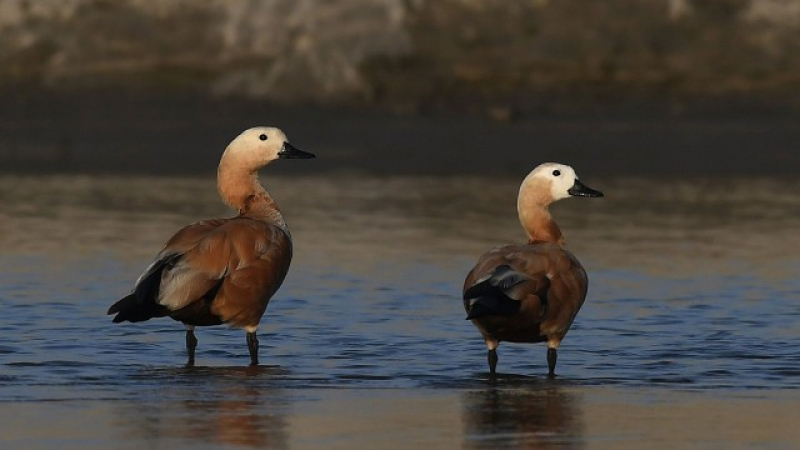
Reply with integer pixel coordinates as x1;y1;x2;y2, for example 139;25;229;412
1;174;799;448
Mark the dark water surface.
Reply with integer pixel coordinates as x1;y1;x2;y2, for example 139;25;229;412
1;174;799;449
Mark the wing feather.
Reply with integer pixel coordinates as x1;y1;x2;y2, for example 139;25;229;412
462;243;588;342
159;219;291;316
110;217;292;327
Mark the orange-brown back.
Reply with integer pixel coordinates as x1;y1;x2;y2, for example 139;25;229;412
463;243;588;343
164;217;293;328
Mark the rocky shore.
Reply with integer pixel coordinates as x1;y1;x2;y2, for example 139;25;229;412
2;0;799;115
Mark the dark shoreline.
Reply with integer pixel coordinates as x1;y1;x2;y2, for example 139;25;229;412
1;88;798;177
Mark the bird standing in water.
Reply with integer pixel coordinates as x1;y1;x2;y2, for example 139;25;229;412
463;163;603;377
108;126;314;366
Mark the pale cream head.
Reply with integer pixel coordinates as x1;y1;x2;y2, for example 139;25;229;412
518;163;580;212
220;127;289;170
522;162;580;202
517;162;603;245
216;126;314;214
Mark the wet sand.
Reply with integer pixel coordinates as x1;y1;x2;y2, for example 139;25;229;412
2;387;799;449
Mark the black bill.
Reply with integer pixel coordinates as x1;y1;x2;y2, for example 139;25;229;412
278;142;315;159
567;179;603;197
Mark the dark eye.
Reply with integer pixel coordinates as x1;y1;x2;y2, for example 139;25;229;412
259;134;268;141
552;170;561;176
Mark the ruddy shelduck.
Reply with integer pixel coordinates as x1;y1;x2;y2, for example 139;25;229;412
462;163;603;377
108;126;314;366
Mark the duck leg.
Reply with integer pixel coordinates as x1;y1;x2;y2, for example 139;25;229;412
488;349;498;375
547;347;557;378
246;331;259;366
185;327;198;367
484;339;499;375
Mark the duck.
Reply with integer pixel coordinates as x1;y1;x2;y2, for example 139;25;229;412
107;126;314;366
462;162;603;378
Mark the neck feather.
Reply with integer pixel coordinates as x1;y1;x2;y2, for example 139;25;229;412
217;161;286;228
517;179;565;246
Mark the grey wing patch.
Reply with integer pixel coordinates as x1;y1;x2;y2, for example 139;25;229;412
464;264;533;320
134;253;181;302
133;251;180;290
463;264;532;300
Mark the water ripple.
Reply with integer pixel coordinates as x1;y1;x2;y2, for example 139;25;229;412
1;175;800;402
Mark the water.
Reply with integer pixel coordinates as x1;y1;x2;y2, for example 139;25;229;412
1;174;799;448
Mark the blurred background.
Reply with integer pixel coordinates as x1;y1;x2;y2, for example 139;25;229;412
1;0;799;176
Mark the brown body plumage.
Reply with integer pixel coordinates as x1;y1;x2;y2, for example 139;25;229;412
462;162;602;377
108;126;314;366
153;218;292;329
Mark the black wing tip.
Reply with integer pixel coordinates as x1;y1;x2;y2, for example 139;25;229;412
107;254;180;324
466;294;522;319
108;311;156;323
107;293;134;313
107;294;156;323
463;274;493;300
463;264;524;300
465;306;483;320
465;310;482;320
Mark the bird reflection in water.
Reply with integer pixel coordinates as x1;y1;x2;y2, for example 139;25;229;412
116;366;289;449
461;382;583;449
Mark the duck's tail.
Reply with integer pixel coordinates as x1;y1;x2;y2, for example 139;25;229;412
107;254;178;323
